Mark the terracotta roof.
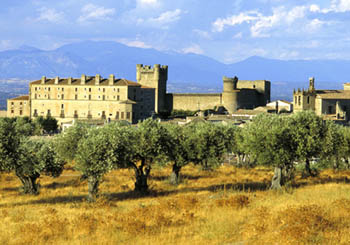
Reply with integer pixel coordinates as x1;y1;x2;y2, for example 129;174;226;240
30;77;141;87
316;90;350;99
8;95;29;101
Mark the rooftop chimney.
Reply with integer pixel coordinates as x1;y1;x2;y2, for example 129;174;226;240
109;74;115;85
95;74;101;85
54;76;59;85
81;74;86;85
68;77;72;85
41;76;46;84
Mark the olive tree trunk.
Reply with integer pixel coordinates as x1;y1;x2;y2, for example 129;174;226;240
133;159;151;193
170;164;181;185
87;175;100;202
15;171;40;195
270;167;283;190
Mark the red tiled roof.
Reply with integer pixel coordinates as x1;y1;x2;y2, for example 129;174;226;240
8;95;29;101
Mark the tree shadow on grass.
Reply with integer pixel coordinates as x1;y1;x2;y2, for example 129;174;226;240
150;174;203;181
43;179;82;190
0;194;86;207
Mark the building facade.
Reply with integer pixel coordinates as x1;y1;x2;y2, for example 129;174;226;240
7;64;270;124
293;77;350;121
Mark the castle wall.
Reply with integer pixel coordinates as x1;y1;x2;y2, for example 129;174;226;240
237;80;270;104
171;93;222;111
237;89;261;109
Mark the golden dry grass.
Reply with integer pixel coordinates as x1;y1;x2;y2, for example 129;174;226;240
1;165;350;244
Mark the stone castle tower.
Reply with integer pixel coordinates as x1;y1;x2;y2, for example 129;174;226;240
136;64;168;113
222;76;239;113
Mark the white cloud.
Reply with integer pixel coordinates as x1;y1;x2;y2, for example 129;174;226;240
310;4;321;12
193;29;211;39
136;0;159;7
310;0;350;13
78;4;115;22
212;5;319;38
182;44;204;55
149;9;182;24
306;19;326;32
117;38;152;49
212;11;259;32
36;7;64;23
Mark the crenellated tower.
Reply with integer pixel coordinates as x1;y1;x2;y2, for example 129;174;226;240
137;64;168;113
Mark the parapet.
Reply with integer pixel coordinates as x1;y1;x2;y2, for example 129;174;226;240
223;76;238;91
136;64;168;72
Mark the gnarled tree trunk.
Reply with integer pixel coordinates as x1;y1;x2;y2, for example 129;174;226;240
270;167;283;190
133;159;151;193
170;163;181;185
87;175;100;202
15;170;40;195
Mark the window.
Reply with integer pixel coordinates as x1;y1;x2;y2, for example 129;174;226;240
35;87;37;91
62;87;64;92
253;85;256;88
11;110;14;113
307;96;310;104
121;112;124;119
11;102;14;106
117;88;120;92
75;88;78;92
89;88;91;92
117;95;120;101
127;112;130;119
103;88;105;92
74;110;78;118
89;95;91;100
103;95;105;100
33;109;38;117
75;94;78;100
48;87;50;91
298;96;301;106
61;104;64;109
47;109;51;116
62;94;64;99
116;111;119;119
20;110;22;115
45;87;47;91
48;95;50;99
101;111;106;119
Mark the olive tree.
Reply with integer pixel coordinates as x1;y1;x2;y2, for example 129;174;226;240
164;123;193;184
290;111;328;177
74;123;135;200
55;122;91;164
16;138;64;194
242;113;297;189
130;119;171;192
186;122;226;170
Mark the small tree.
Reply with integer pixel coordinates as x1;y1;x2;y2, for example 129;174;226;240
130;119;171;192
290;111;328;177
35;116;58;134
242;114;297;189
186;122;226;170
74;127;115;201
55;122;91;164
164;123;192;184
16;138;65;194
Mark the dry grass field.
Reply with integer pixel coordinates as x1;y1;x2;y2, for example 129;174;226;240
2;164;350;244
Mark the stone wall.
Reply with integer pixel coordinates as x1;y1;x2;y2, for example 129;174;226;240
170;93;222;111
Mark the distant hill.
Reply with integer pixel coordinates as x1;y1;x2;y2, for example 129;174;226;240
1;41;350;102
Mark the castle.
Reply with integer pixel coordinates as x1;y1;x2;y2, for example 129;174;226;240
293;77;350;121
7;64;271;124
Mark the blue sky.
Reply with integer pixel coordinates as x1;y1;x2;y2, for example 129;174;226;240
1;0;350;63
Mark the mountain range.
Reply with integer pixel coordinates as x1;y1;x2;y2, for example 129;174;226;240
1;40;350;101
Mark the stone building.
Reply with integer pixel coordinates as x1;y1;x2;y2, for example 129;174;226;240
7;64;270;124
293;77;350;121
